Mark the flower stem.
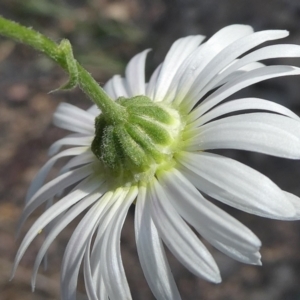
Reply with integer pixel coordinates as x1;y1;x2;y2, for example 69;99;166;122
0;16;125;123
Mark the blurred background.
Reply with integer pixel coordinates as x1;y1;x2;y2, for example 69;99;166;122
1;0;300;299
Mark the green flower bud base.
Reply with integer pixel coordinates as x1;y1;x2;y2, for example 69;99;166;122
91;95;183;184
0;17;185;186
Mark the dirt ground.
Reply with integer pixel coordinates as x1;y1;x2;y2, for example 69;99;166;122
1;1;300;299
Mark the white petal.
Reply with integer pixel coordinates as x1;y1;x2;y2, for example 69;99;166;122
146;63;162;99
187;97;300;129
213;62;265;88
98;277;108;300
189;65;300;122
91;188;127;298
53;103;95;134
186;113;300;159
111;75;129;98
17;165;94;235
81;191;118;300
12;176;101;279
135;185;181;300
208;242;261;265
281;192;300;220
149;178;221;283
153;35;205;102
177;151;295;219
87;104;101;116
204;44;300;96
61;196;106;300
103;77;117;99
101;186;137;300
172;25;254;106
184;30;289;110
48;134;93;156
125;49;150;97
84;232;99;300
90;188;124;273
31;187;106;289
59;150;95;174
40;198;55;271
26;147;89;202
158;169;262;265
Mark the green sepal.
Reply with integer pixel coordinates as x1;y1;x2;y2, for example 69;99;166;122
115;125;150;169
92;116;121;170
125;123;163;162
91;95;182;183
119;96;174;124
118;95;152;107
100;125;121;169
129;114;172;146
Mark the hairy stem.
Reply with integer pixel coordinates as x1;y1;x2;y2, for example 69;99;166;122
0;16;125;123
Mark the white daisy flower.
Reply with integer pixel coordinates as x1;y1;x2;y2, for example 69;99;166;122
13;24;300;300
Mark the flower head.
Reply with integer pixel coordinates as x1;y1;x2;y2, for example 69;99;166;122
13;24;300;299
